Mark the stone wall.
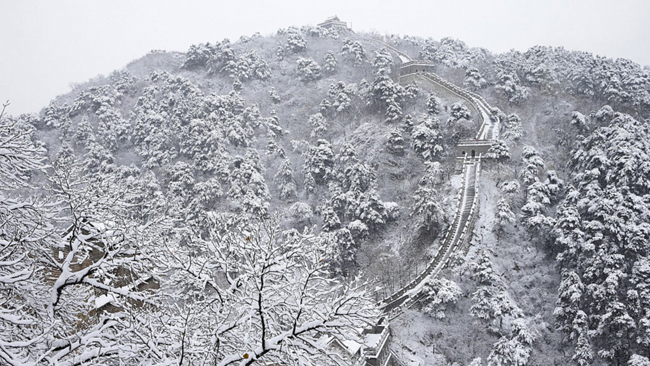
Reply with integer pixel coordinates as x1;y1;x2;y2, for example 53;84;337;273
457;140;493;158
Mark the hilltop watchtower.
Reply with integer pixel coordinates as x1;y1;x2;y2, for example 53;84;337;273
318;16;348;30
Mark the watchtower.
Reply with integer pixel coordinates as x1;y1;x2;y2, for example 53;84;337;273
457;139;494;158
456;139;495;172
399;60;436;76
318;16;348;30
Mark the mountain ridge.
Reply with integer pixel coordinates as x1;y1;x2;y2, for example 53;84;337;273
1;20;649;366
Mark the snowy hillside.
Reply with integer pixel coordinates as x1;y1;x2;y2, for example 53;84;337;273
2;19;650;366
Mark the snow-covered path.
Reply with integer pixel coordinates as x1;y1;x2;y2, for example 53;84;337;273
378;158;480;317
348;33;501;366
374;50;500;317
355;35;412;64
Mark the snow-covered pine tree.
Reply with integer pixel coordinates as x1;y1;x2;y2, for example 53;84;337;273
570;111;589;133
372;47;393;76
411;114;444;161
303;139;334;184
410;178;444;236
269;87;281;103
323;50;338;74
494;198;515;239
495;70;529;105
448;101;472;123
273;159;297;200
370;74;405;122
465;67;487;91
328;81;355;115
308;112;328;138
502;113;523;141
296;57;322;82
485;140;510;162
426;94;441;115
286;28;306;52
227;152;271;216
470;253;524;332
387;128;406;156
486;319;535;366
341;38;366;67
321;204;342;232
420;278;462;319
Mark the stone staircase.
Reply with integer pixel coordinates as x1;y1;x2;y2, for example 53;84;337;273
378;157;480;318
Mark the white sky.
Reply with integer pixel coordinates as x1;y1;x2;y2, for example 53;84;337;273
1;0;649;116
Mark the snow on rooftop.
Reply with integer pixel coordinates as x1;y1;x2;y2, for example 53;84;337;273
364;333;381;347
343;339;362;354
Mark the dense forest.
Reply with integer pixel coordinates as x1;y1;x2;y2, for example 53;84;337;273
1;21;650;365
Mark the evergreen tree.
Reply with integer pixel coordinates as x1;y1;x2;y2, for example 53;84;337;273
470;253;524;332
266;130;279;155
274;159;297;200
448;101;472;123
465;67;487;90
410;181;443;235
341;38;366;67
372;48;393;75
227;153;271;216
321;205;341;232
296;58;322;82
387;128;406;156
275;43;285;60
628;355;650;366
411;115;443;161
355;189;388;231
402;113;414;133
308;112;328;138
495;70;530;105
303;139;334;184
487;319;535;366
232;77;242;91
328;81;355;114
570;111;589;133
286;28;306;52
333;228;357;275
266;110;284;136
485;140;511;162
502;113;523;141
74;115;95;146
426;94;441;115
420;278;462;319
593;105;614;123
323;51;338;74
304;171;316;194
494;198;515;239
370;74;405;122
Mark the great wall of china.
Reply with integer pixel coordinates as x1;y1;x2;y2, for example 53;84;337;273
318;17;501;366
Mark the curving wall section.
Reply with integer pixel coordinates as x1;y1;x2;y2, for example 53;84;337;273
342;31;501;366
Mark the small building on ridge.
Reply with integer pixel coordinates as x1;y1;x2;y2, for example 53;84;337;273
318;16;348;29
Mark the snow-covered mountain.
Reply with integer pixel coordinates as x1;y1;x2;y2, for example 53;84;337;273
2;19;650;366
